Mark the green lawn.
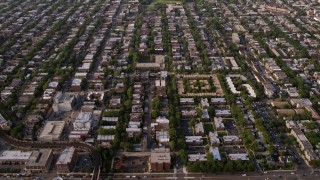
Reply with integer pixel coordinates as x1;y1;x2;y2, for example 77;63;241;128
217;131;227;137
203;123;214;133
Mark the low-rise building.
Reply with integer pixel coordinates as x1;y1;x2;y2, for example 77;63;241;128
38;121;65;142
185;136;203;146
208;132;220;146
223;135;242;145
97;134;114;143
52;92;76;113
304;149;319;161
70;78;82;92
215;110;232;117
101;117;118;125
150;149;171;172
26;149;53;173
201;109;210;119
211;98;226;105
136;55;165;71
228;153;249;161
0;150;32;164
214;117;225;131
73;112;93;131
126;127;141;138
155;130;170;145
291;128;313;151
0;113;11;130
181;110;197;118
180;98;195;105
194;122;204;135
155;116;170;129
201;98;209;108
290;98;312;108
56;147;77;173
188;154;207;162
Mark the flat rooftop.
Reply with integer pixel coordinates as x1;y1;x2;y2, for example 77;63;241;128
26;149;52;167
38;121;65;141
0;150;32;161
228;153;249;161
56;147;76;165
150;152;171;164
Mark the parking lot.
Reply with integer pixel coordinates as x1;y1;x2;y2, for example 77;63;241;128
224;119;239;135
73;153;93;173
181;120;193;136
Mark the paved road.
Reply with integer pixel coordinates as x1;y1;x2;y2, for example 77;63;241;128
100;171;320;180
253;101;313;174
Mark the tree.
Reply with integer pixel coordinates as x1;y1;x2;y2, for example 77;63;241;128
81;78;88;90
188;118;197;128
177;137;186;150
196;108;202;117
10;123;24;139
310;160;320;168
169;128;177;140
169;140;176;150
179;149;188;165
124;142;133;151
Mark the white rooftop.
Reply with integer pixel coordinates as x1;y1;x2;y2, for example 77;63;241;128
223;135;242;142
0;150;32;161
39;121;65;141
156;116;169;124
97;135;115;141
243;84;256;98
228;153;249;161
214;117;225;130
211;98;226;103
209;132;220;144
210;147;221;161
188;154;207;161
56;147;76;165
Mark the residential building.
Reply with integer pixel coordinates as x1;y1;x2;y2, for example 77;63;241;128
188;154;207;162
150;148;171;172
214;117;225;131
185;136;203;146
0;150;32;164
223;135;242;145
56;147;77;173
209;132;220;146
228;153;249;161
209;147;221;161
25;149;53;173
194;122;204;135
38;121;65;142
52;92;76;113
73;112;93;131
291;128;313;151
